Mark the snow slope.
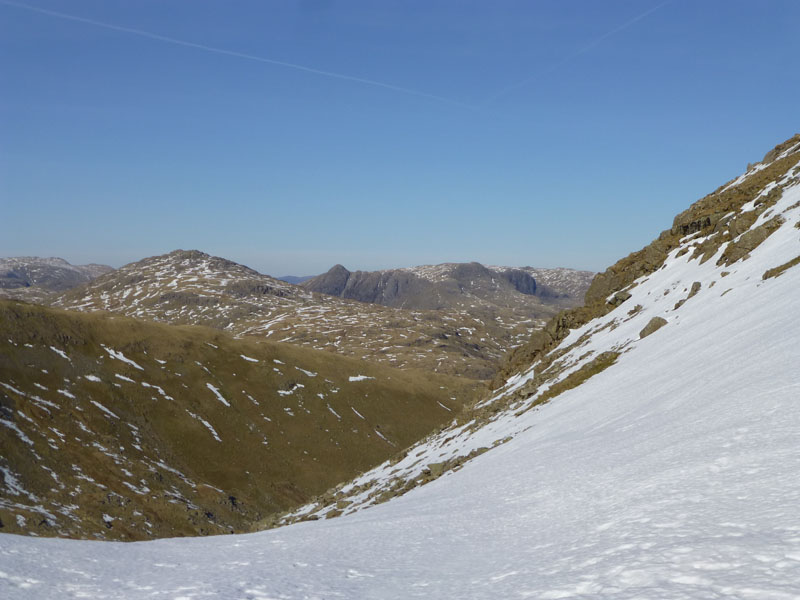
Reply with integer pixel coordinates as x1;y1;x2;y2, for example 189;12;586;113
2;146;800;597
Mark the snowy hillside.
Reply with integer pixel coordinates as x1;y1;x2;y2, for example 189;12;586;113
283;134;800;520
2;136;800;598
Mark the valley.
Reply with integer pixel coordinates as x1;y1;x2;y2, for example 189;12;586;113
0;299;477;540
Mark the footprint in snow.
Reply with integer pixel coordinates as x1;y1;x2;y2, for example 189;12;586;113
346;569;375;579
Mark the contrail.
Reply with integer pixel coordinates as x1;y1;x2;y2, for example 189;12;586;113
0;0;475;109
484;0;672;105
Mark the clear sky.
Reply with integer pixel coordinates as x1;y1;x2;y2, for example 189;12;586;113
2;1;799;276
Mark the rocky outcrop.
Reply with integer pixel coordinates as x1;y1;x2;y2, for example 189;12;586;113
306;264;352;297
718;216;784;266
305;264;448;309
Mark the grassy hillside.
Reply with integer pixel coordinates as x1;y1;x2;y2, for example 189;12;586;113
0;299;478;540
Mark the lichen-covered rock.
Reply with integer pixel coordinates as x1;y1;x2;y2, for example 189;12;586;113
639;316;668;339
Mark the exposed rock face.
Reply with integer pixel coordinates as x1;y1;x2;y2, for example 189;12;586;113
308;265;431;307
718;215;784;266
304;261;591;311
0;257;114;292
306;264;352;296
500;269;537;295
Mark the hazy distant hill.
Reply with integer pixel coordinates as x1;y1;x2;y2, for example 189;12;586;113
276;274;315;284
0;256;114;303
0;299;475;540
0;257;113;291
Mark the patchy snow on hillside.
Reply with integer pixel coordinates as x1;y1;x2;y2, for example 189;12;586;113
349;375;375;382
101;346;144;371
205;383;230;407
2;161;800;598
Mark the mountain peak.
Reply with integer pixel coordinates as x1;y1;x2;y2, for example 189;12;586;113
327;263;351;277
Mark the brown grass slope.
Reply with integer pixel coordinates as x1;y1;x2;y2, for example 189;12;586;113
0;299;477;541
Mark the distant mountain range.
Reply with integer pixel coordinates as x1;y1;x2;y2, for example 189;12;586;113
3;252;592;380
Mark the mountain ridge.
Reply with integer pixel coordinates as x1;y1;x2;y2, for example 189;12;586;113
50;250;591;379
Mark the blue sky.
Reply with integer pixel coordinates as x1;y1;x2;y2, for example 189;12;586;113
2;1;799;276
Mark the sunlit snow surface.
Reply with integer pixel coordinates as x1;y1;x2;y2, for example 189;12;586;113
3;182;800;597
